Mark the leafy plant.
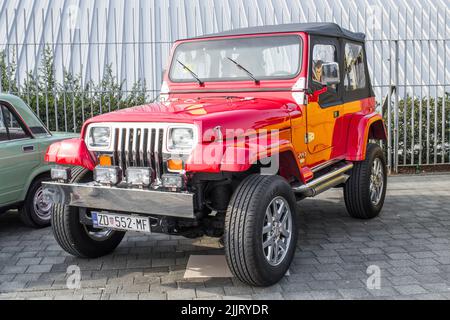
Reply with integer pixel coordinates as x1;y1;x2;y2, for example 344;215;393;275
0;46;151;132
384;93;450;165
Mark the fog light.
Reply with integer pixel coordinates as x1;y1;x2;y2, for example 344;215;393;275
126;167;153;187
51;166;71;182
94;166;122;185
162;174;184;189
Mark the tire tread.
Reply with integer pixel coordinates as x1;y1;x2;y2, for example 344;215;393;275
344;143;386;219
225;174;296;286
51;166;87;257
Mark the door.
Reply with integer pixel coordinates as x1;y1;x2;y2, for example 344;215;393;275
306;37;344;164
0;104;39;206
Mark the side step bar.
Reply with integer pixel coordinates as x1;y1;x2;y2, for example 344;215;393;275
293;162;354;197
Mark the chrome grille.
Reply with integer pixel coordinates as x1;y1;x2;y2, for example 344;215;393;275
113;125;164;181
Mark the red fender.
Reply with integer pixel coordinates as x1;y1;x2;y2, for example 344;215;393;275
185;141;260;173
186;135;292;173
345;112;387;161
186;136;310;182
185;142;224;173
45;138;97;171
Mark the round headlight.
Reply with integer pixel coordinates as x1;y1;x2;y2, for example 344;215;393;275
168;128;194;151
89;127;111;148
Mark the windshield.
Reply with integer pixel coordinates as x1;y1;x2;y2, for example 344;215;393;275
169;35;302;83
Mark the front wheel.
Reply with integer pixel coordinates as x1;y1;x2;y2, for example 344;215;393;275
19;175;52;228
344;143;387;219
224;174;298;286
51;167;125;258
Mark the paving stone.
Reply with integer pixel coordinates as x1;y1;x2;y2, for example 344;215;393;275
83;293;103;300
312;272;342;281
14;273;42;282
368;286;399;297
224;285;254;296
41;257;67;265
2;265;27;274
252;292;284;300
26;264;53;274
307;280;339;290
282;292;314;299
119;283;150;293
138;292;167;300
167;289;196;300
411;293;445;300
338;288;371;299
222;295;252;300
0;281;27;292
196;287;225;298
309;290;342;299
394;285;428;295
108;293;139;300
16;257;42;266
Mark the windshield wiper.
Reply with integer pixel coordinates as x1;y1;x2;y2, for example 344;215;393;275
177;60;204;86
226;57;260;84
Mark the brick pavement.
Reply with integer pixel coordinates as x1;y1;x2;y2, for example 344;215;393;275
1;174;450;300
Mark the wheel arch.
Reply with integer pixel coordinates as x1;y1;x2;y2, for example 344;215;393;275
368;119;387;141
345;112;387;161
19;167;51;202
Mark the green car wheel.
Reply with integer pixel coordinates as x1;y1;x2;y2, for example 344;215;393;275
19;175;52;228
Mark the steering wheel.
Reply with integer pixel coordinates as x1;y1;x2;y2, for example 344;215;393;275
270;71;292;77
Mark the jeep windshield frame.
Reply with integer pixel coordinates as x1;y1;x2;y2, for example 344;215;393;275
168;34;303;84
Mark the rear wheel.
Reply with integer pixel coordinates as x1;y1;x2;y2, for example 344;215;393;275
344;143;387;219
224;174;298;286
51;167;125;258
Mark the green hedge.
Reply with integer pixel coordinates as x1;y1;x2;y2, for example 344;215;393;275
0;47;150;132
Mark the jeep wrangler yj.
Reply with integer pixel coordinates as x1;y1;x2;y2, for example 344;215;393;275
43;23;387;286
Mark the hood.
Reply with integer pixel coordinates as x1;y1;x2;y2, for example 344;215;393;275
50;131;80;139
39;132;79;145
81;97;293;140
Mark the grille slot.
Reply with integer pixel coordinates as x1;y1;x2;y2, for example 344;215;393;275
112;125;164;181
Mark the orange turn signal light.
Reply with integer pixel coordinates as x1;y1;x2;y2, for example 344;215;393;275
167;159;183;171
98;155;112;166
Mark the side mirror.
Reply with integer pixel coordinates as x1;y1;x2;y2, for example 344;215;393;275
320;62;340;87
161;69;167;81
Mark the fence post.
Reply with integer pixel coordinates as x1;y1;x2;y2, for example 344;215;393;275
393;40;400;173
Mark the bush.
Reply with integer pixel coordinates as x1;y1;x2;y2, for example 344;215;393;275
383;93;450;165
0;46;150;132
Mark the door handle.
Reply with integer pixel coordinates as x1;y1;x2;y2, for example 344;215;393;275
22;145;35;153
333;111;340;118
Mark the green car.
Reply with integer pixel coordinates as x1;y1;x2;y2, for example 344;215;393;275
0;94;77;227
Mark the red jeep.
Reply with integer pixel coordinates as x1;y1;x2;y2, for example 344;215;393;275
44;23;387;286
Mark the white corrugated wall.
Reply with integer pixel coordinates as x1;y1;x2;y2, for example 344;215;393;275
0;0;448;96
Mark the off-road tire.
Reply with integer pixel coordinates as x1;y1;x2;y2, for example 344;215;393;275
51;167;125;258
344;143;387;219
19;174;52;228
224;174;298;286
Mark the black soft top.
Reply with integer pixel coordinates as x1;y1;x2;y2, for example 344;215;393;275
191;22;365;42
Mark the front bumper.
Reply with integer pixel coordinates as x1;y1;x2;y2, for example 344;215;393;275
42;181;195;219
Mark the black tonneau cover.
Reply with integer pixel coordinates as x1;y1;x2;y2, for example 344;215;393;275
190;22;365;42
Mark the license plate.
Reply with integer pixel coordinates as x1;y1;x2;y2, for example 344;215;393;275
91;212;151;233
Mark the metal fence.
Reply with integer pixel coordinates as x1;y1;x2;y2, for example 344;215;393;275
0;1;449;173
